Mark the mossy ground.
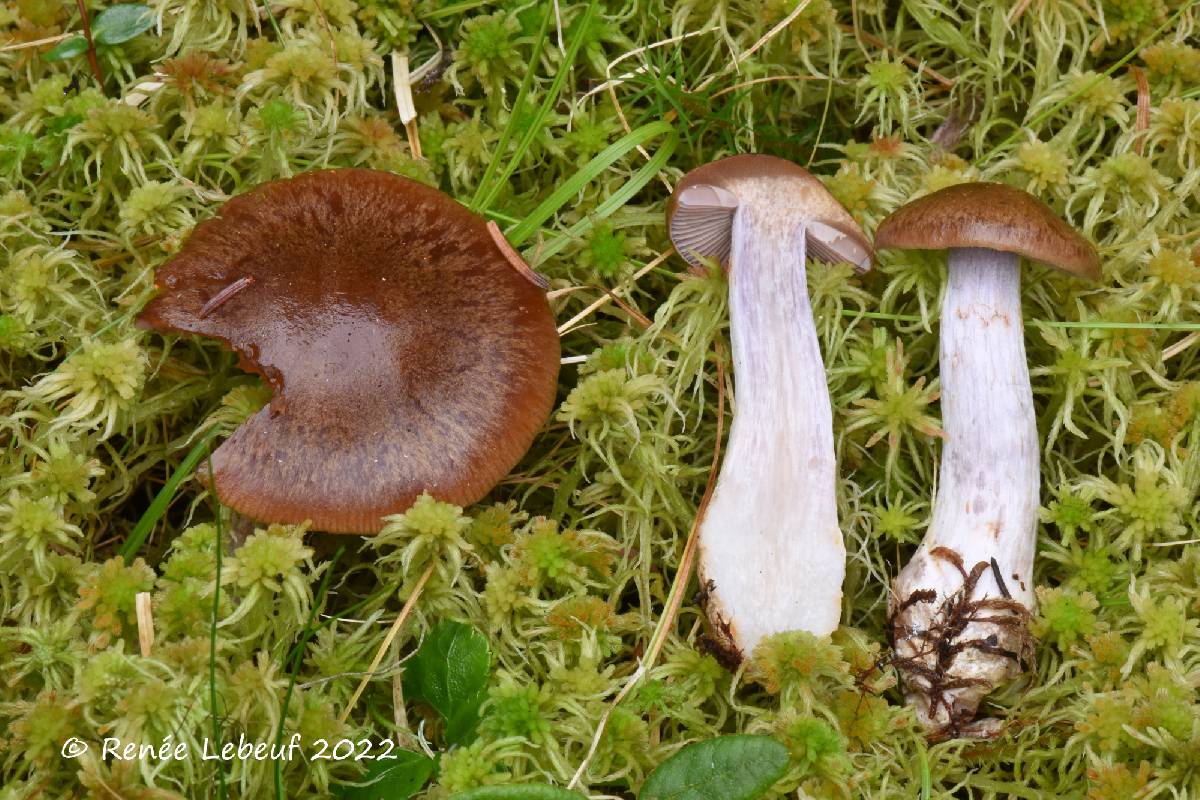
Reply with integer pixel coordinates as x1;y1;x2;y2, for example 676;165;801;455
3;0;1200;798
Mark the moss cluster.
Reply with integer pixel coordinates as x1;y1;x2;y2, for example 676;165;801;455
3;0;1200;798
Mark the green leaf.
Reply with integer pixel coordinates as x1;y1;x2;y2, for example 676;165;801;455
402;621;489;745
43;36;88;61
639;735;789;800
449;787;586;800
334;750;435;800
92;4;154;46
444;695;486;745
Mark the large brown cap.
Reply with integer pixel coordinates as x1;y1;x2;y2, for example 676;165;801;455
874;182;1100;280
666;154;873;273
137;168;560;534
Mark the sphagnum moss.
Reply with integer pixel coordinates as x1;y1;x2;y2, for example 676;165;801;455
3;0;1200;798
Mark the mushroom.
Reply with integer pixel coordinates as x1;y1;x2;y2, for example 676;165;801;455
666;154;874;661
874;182;1099;735
137;168;560;534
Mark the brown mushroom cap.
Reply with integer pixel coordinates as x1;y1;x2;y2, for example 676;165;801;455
137;168;560;534
874;182;1101;280
665;154;873;272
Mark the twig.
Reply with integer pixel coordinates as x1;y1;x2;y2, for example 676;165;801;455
488;220;548;289
135;592;154;657
1159;229;1200;243
666;1;819;97
604;80;669;191
546;285;592;300
392;638;414;749
89;774;125;800
310;0;338;69
339;560;436;723
589;290;651;330
710;74;835;99
318;613;413;624
568;343;726;790
0;32;71;52
723;0;813;75
244;0;262;36
297;661;404;689
93;243;163;269
1163;331;1200;360
392;53;423;159
582;28;713;102
410;22;445;84
75;0;106;91
67;233;161;253
1007;0;1035;24
585;28;713;192
837;24;955;90
199;276;256;319
553;0;565;54
557;250;672;335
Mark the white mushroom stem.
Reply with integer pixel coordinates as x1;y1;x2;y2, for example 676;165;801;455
889;247;1038;734
699;202;844;658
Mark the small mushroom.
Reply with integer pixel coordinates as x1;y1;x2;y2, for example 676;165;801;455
138;168;560;534
874;182;1099;735
666;154;873;661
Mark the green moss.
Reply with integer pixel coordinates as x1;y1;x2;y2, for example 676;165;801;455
76;556;155;647
1032;585;1099;650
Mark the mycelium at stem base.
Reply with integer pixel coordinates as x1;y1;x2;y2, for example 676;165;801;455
697;203;845;660
888;247;1037;737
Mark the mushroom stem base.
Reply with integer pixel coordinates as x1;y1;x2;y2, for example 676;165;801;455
888;248;1038;735
697;205;845;660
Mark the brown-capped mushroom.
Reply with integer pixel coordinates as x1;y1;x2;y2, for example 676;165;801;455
666;154;873;662
137;168;560;534
874;182;1099;735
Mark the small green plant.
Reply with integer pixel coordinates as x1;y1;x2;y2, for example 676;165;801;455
44;4;154;64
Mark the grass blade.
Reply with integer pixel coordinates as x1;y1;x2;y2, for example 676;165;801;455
119;429;219;563
469;3;554;212
473;1;598;215
275;546;345;800
504;120;677;251
207;447;227;799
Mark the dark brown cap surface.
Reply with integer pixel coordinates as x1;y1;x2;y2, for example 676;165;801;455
874;182;1100;280
138;169;560;534
666;154;873;273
